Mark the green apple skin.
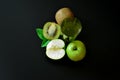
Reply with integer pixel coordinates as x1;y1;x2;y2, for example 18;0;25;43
66;40;86;61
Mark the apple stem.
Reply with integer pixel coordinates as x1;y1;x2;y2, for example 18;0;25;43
73;47;77;50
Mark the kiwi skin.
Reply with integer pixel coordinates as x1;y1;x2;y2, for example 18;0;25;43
55;7;74;25
43;22;61;40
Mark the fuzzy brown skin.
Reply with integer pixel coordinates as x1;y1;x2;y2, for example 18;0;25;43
55;7;74;25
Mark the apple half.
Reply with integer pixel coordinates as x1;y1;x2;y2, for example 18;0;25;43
46;39;65;60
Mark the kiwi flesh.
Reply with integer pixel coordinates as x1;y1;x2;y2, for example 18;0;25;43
43;22;61;40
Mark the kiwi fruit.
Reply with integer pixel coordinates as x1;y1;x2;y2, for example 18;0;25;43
43;22;61;40
55;7;74;24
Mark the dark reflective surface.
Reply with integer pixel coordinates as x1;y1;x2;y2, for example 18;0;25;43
0;0;119;80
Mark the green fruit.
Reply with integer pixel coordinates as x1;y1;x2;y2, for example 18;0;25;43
43;22;61;40
61;18;82;41
46;39;65;60
66;40;86;61
61;18;82;37
55;7;74;24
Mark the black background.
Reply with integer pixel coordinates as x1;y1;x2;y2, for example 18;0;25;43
0;0;119;80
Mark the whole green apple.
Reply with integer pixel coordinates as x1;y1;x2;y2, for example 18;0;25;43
66;40;86;61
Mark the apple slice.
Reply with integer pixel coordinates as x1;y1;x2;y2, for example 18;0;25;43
46;39;65;60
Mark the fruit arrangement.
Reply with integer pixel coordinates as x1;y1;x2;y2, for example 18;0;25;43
36;7;86;62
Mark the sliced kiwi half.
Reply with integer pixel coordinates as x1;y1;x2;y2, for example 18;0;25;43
43;22;61;40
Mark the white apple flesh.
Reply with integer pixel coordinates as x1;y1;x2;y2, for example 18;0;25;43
46;39;65;60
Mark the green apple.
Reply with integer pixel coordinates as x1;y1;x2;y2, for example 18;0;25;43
66;40;86;61
46;39;65;60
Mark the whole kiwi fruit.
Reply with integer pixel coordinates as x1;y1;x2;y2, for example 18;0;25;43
43;22;61;40
55;7;74;24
